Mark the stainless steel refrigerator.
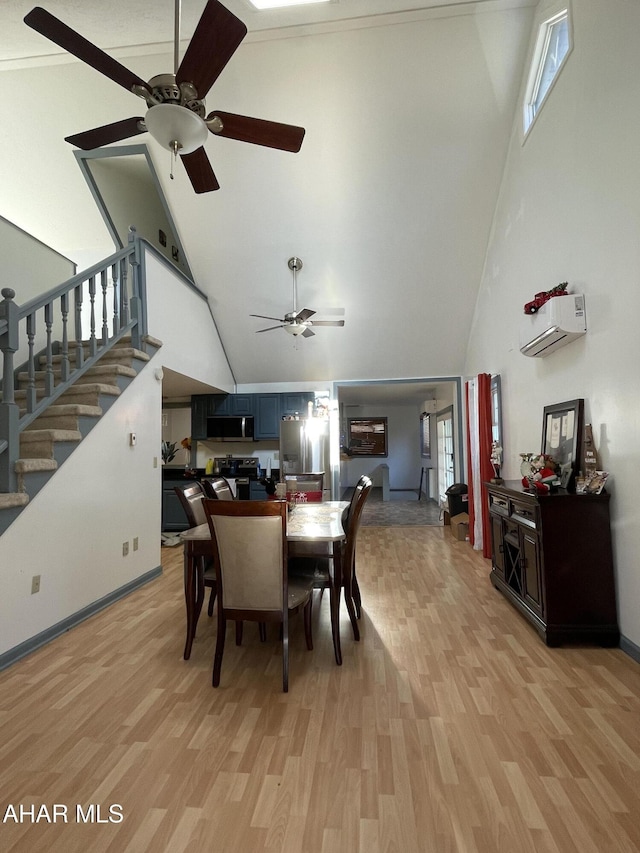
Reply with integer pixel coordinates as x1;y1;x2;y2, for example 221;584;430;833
279;418;333;499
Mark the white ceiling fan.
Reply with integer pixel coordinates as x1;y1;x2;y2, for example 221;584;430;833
251;257;345;337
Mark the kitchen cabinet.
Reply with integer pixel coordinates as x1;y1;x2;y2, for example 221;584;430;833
281;393;314;417
486;481;618;646
254;394;281;439
250;480;268;500
191;394;231;438
162;473;198;532
191;392;316;441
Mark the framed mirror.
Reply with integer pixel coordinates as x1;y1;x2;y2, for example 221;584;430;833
542;398;584;489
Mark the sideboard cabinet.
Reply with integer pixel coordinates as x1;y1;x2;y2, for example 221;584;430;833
486;481;619;647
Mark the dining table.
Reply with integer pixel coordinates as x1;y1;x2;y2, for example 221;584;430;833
180;500;350;665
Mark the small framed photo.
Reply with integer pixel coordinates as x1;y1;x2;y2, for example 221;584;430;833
584;471;609;494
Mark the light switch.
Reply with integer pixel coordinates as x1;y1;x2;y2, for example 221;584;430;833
129;432;137;446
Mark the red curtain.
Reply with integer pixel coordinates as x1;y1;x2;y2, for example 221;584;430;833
465;373;494;558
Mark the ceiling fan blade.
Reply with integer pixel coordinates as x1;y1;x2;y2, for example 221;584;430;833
180;148;220;194
207;111;305;152
296;308;315;322
302;328;315;338
308;320;345;327
250;314;286;323
24;7;151;96
65;117;145;150
176;0;247;99
256;325;285;333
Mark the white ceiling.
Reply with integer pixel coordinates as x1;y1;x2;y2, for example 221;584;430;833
2;1;532;64
1;0;536;405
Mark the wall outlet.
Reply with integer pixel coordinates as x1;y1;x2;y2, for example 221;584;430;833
153;456;158;468
133;537;139;552
31;575;41;594
122;541;129;557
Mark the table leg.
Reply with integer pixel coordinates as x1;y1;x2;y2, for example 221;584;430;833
330;541;343;665
183;544;203;660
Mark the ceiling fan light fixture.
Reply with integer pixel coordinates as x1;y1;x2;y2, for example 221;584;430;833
284;322;307;336
144;104;208;155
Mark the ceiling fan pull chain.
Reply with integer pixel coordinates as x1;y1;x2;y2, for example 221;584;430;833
170;140;181;181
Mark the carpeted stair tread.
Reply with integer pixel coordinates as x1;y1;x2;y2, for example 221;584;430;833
0;493;30;509
20;429;82;443
15;458;58;473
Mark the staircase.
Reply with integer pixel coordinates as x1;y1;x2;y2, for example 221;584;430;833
0;335;160;535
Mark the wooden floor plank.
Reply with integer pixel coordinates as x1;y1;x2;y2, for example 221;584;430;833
1;527;640;852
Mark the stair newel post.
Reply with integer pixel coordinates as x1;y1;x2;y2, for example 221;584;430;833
60;291;70;382
111;263;120;336
74;283;84;370
128;228;143;351
43;300;55;398
25;312;37;414
0;288;19;492
100;269;109;347
88;275;97;358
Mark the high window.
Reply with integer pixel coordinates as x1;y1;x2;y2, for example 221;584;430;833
523;7;572;136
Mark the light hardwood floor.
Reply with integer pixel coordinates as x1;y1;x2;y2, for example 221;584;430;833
1;527;639;852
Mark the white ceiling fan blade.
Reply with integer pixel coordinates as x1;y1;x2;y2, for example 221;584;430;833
308;320;345;327
310;306;346;316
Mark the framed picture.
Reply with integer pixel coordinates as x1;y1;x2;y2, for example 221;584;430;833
347;417;388;457
542;398;584;489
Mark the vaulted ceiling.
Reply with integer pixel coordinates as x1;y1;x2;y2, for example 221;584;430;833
1;1;536;397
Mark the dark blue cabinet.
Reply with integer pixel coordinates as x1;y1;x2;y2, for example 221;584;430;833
255;395;281;439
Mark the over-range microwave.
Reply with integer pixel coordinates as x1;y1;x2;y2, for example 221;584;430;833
206;415;255;441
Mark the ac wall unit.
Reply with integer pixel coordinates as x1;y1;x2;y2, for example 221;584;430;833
520;294;587;357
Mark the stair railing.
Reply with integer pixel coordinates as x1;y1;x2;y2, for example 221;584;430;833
0;228;146;493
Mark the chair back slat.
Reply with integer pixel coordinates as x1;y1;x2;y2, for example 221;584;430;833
174;482;206;528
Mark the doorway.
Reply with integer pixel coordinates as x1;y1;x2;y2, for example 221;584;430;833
437;407;455;505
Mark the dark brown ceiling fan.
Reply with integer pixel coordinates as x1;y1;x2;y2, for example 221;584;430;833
24;2;305;193
251;257;345;338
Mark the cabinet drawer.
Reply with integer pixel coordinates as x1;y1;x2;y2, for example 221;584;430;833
511;500;538;529
489;494;509;517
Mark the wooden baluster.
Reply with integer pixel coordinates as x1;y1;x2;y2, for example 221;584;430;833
101;269;109;346
120;257;130;327
74;283;84;370
60;291;70;382
88;275;97;357
112;263;120;335
25;312;37;413
0;288;19;492
43;300;54;398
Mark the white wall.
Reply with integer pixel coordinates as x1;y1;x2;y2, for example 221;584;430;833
0;362;162;657
144;250;235;392
340;403;422;490
464;0;640;647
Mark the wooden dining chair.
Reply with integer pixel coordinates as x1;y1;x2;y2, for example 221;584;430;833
203;499;314;692
341;474;373;619
174;482;217;622
288;475;372;641
202;477;235;501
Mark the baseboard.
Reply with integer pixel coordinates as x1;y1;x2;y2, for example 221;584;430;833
0;565;162;672
620;633;640;665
